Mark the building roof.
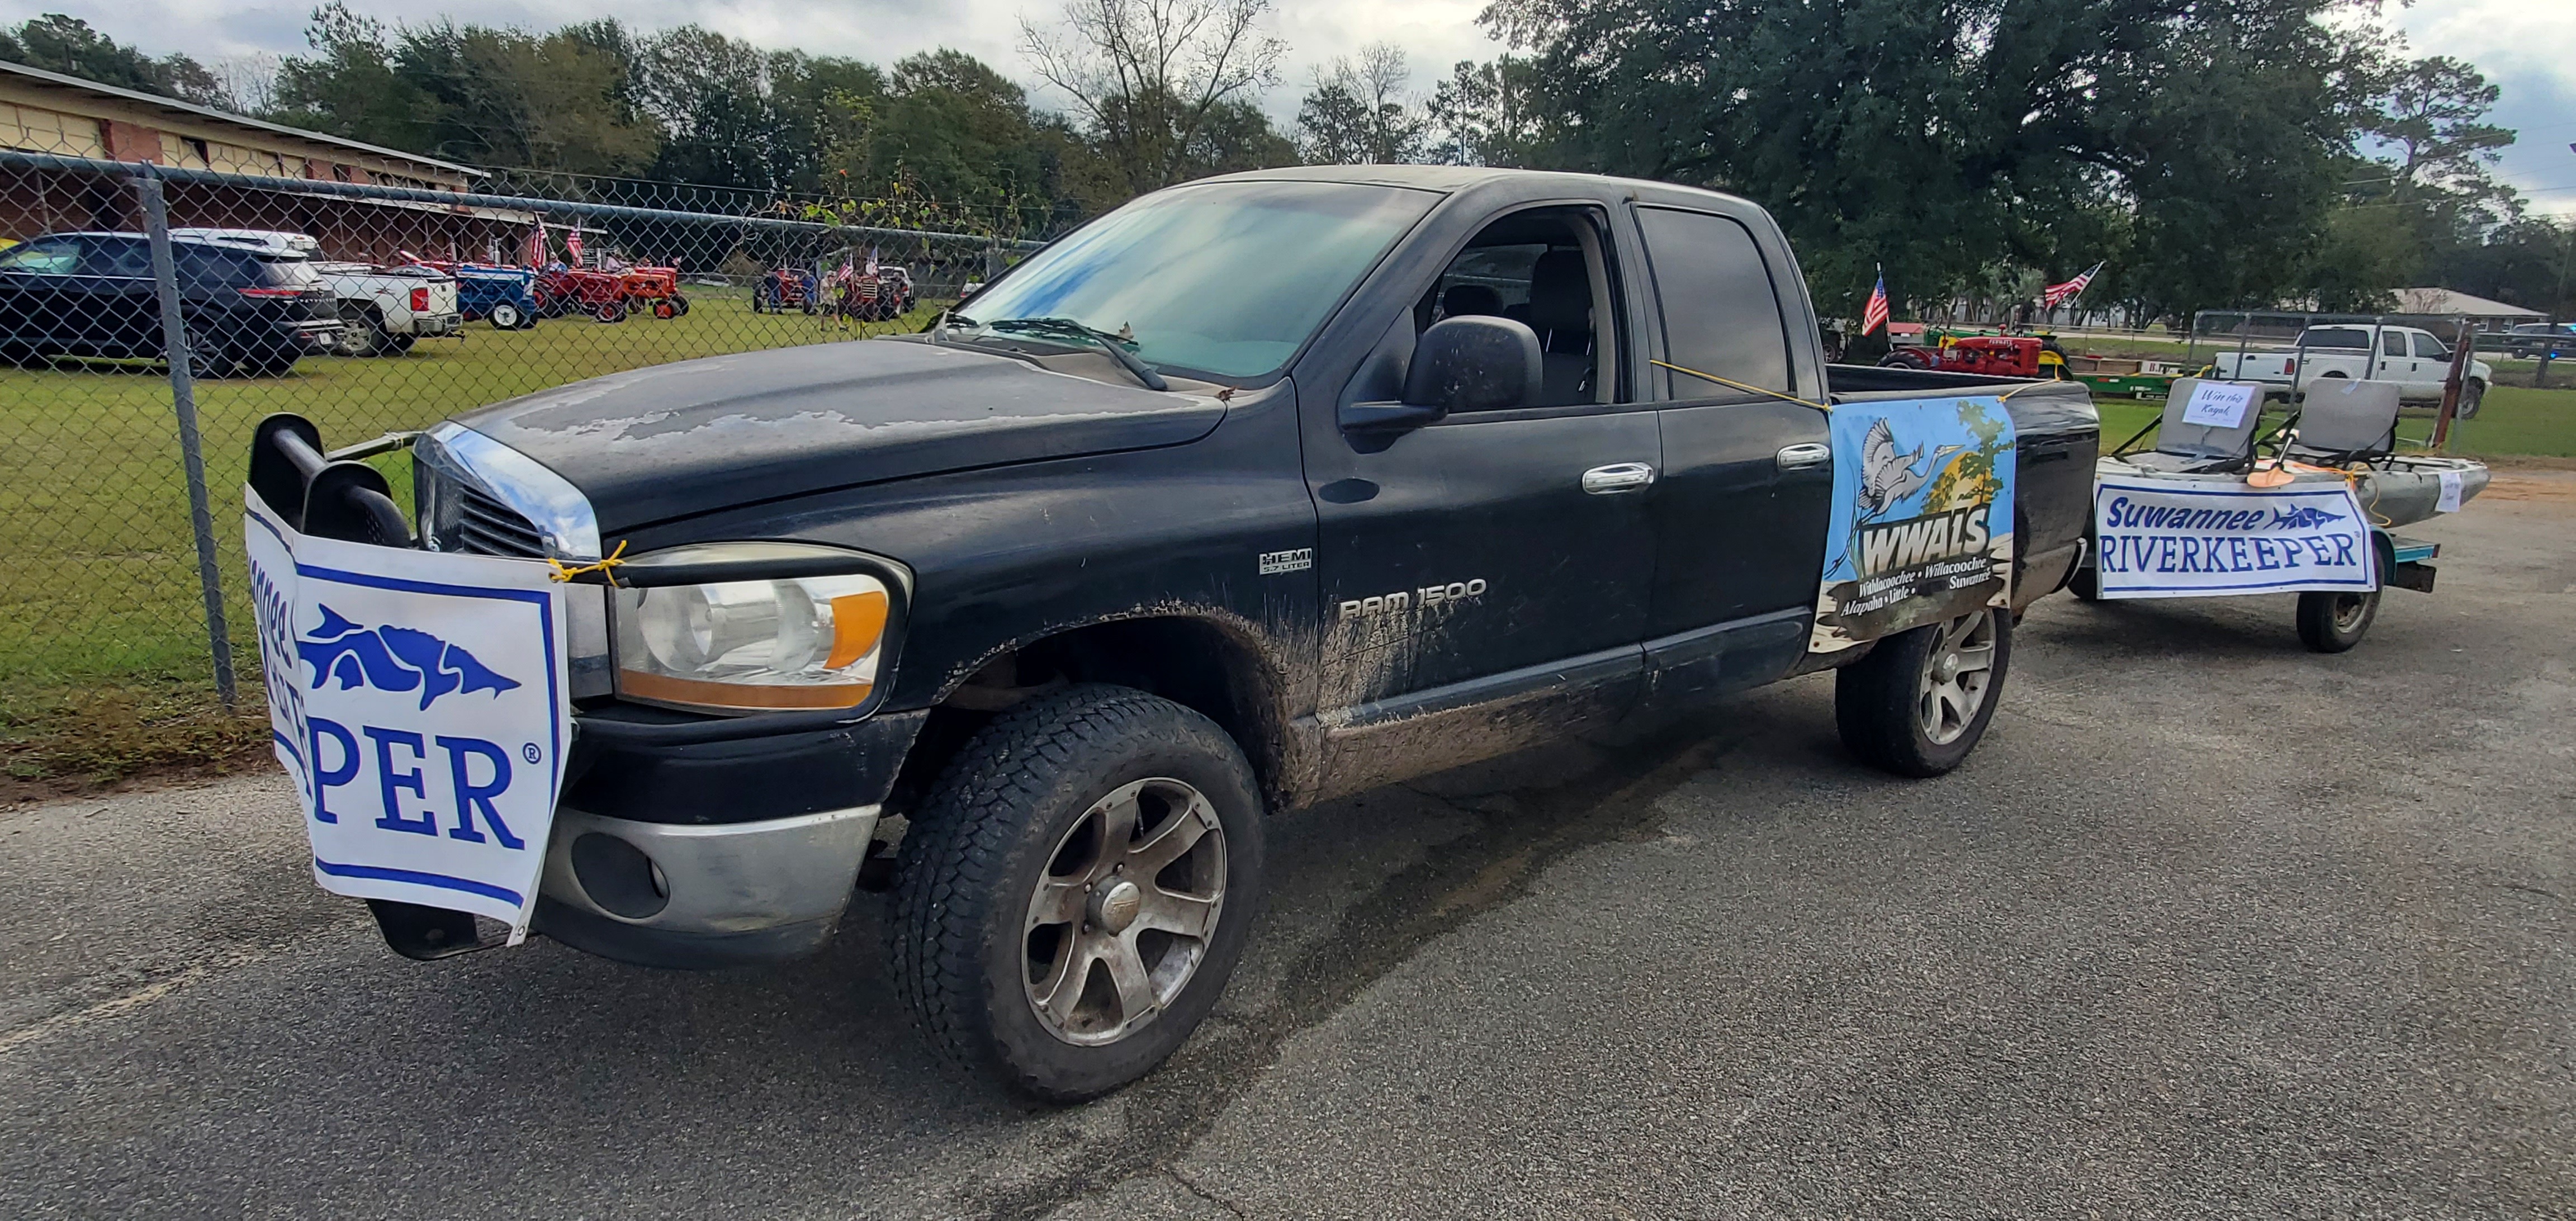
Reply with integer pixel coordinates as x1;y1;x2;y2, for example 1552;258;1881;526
2390;287;2545;319
0;58;484;179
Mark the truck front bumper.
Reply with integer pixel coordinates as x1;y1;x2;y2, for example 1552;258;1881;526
535;803;879;968
529;707;926;968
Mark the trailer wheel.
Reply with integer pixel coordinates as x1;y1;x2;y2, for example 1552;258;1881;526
1835;608;2011;778
890;684;1263;1102
2295;588;2378;652
2069;561;2101;602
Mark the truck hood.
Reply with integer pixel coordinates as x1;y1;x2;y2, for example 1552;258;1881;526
452;338;1225;530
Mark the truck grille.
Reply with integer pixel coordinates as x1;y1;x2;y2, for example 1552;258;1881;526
423;465;547;558
449;484;547;556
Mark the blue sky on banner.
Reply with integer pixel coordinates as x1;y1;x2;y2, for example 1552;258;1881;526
1;0;2564;214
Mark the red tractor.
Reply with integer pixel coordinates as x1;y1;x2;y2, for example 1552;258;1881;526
1878;332;2068;379
535;266;629;322
618;265;689;319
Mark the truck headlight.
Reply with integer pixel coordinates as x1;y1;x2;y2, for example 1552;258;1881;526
609;542;904;714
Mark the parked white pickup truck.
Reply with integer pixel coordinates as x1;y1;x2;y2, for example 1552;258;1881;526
2212;324;2490;417
169;228;462;357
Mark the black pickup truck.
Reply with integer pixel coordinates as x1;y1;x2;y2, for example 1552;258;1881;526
248;165;2096;1100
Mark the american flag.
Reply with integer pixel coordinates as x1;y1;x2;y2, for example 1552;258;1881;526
1860;271;1890;336
523;226;545;268
2042;262;2103;309
565;226;585;264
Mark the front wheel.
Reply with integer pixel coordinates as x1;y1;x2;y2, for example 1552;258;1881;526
1835;608;2012;778
486;301;524;330
2296;588;2379;652
890;684;1264;1101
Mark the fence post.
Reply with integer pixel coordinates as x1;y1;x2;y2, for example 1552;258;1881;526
132;169;238;709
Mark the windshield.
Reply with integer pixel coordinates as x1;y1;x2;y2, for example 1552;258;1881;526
962;179;1437;380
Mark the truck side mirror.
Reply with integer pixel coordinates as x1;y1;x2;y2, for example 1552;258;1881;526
1342;315;1544;432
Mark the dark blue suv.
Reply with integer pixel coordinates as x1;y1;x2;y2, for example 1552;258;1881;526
0;231;340;377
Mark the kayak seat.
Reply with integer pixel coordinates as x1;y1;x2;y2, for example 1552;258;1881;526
2144;376;2266;472
2287;378;2400;465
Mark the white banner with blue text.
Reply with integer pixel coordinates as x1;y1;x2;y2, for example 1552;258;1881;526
2093;477;2376;599
247;488;571;941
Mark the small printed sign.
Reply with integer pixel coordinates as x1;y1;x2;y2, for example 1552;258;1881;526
248;489;571;941
2092;477;2376;599
2436;470;2464;514
2180;381;2257;429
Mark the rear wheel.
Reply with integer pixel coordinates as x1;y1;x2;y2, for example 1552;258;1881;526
2456;380;2484;420
594;300;626;323
1836;608;2011;777
891;684;1263;1101
332;305;387;357
2295;588;2378;652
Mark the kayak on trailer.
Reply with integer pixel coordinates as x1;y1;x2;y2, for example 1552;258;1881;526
2070;376;2486;652
2095;451;2489;528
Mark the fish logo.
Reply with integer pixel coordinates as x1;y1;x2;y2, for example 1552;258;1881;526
2270;505;2345;530
296;604;520;711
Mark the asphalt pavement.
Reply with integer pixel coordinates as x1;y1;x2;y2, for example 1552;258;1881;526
4;471;2572;1219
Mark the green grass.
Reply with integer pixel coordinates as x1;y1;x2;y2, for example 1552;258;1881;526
0;290;936;788
2094;382;2576;460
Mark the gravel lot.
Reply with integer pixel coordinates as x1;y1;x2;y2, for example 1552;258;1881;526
4;470;2570;1219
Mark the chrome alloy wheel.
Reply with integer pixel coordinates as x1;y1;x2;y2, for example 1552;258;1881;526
1022;777;1228;1047
1917;611;1999;746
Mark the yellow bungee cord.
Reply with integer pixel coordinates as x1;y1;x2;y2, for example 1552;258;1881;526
547;538;629;585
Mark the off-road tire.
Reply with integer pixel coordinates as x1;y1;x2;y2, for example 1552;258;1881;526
889;683;1265;1102
2295;588;2378;652
1835;608;2012;778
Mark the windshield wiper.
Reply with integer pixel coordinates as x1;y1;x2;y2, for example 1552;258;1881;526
983;316;1169;391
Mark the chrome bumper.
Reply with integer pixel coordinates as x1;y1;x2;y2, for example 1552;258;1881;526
536;804;878;967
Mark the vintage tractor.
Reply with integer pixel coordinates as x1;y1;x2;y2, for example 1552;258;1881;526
619;265;690;319
1878;330;2068;380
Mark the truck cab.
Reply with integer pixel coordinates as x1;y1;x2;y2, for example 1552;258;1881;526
249;167;2097;1101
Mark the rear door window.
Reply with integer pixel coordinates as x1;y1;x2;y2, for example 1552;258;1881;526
79;236;153;278
0;237;78;275
1635;207;1792;397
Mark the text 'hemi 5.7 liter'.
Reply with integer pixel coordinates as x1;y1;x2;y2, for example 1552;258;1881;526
246;166;2099;1101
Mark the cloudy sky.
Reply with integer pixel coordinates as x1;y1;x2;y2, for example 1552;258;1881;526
8;0;2569;213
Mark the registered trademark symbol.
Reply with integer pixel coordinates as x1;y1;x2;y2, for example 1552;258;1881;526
522;742;543;764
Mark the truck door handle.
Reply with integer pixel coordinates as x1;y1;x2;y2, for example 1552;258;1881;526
1581;462;1657;494
1775;443;1831;470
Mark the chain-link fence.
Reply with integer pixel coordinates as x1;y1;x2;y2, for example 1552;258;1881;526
0;145;1045;748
